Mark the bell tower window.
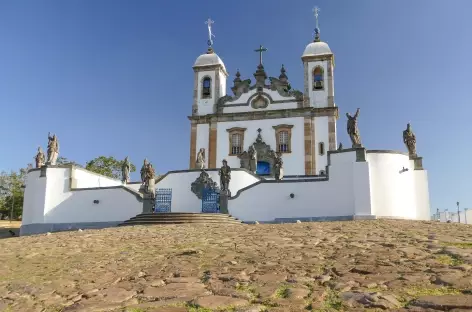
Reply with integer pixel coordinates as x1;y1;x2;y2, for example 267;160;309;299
202;77;212;99
313;66;324;90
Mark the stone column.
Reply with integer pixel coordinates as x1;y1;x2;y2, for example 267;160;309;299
328;115;337;151
208;120;218;168
219;191;229;214
327;57;335;107
304;116;314;175
189;121;197;169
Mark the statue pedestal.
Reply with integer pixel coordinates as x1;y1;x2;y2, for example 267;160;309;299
40;165;47;178
142;195;155;214
410;156;423;170
219;191;229;214
354;147;366;162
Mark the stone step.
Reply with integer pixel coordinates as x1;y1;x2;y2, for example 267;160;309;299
119;212;243;226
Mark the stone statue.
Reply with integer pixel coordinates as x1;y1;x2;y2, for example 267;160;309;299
121;156;131;183
195;148;206;170
403;123;417;157
274;152;284;181
218;159;231;193
34;147;45;168
47;132;59;165
140;161;156;199
346;108;362;148
140;158;149;184
248;144;257;173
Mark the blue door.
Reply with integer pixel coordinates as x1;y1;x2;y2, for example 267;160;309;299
155;188;172;213
257;161;270;175
202;188;220;213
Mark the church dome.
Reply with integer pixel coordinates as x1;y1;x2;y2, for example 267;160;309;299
302;41;332;57
194;50;226;71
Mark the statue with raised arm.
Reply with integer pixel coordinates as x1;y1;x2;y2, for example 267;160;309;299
218;159;231;193
140;158;149;184
403;123;417;157
47;132;59;165
195;148;206;170
346;108;362;148
34;147;45;168
121;156;131;183
248;144;257;173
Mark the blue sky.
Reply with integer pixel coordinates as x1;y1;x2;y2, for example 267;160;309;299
1;0;471;213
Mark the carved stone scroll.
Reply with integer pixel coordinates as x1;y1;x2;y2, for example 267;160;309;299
190;170;219;199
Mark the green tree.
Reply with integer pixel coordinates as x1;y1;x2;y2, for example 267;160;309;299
85;156;136;180
56;156;83;167
0;167;28;220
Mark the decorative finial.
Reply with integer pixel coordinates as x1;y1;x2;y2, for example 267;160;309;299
279;64;287;80
254;45;268;67
312;6;321;42
234;69;241;83
205;18;215;52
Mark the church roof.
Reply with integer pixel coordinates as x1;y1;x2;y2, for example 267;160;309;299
194;49;226;71
302;41;332;57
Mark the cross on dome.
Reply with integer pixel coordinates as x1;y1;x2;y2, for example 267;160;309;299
205;18;215;48
312;6;321;42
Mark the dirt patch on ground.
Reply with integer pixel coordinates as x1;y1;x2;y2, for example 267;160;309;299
1;220;472;311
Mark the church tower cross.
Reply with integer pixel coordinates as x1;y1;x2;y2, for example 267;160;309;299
254;45;268;66
205;18;215;47
312;6;321;42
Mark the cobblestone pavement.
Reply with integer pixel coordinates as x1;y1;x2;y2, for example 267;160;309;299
1;220;472;311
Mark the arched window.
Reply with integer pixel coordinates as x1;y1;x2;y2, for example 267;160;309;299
231;133;242;154
227;127;246;155
273;124;293;153
313;66;324;90
318;142;325;155
202;77;211;98
278;131;289;153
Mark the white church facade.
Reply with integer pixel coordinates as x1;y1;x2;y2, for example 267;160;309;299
19;15;431;236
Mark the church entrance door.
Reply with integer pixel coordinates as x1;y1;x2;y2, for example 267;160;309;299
201;187;220;213
256;161;271;175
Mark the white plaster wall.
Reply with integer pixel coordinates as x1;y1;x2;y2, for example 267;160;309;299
228;150;369;221
314;116;329;173
197;70;216;115
72;167;122;188
413;170;431;220
222;89;298;113
307;60;329;108
155;170;260;213
218;70;227;98
216;117;305;175
45;188;142;223
22;170;46;225
367;153;419;219
196;123;210;168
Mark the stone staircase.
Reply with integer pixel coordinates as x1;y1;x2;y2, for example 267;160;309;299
118;213;243;226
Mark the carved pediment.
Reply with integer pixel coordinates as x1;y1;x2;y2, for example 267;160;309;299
238;129;277;175
251;94;269;109
190;170;218;199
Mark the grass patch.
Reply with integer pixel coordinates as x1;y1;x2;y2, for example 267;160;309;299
398;285;461;306
273;284;290;299
314;288;343;311
442;241;472;249
125;308;147;312
235;282;260;303
435;254;463;266
185;303;213;312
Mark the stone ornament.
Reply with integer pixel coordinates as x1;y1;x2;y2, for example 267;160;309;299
219;159;231;194
273;151;284;181
121;156;131;184
195;148;206;170
403;123;417;157
190;170;218;199
337;143;343;151
248;144;257;173
47;132;59;165
239;129;276;176
35;147;45;168
346;108;362;148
